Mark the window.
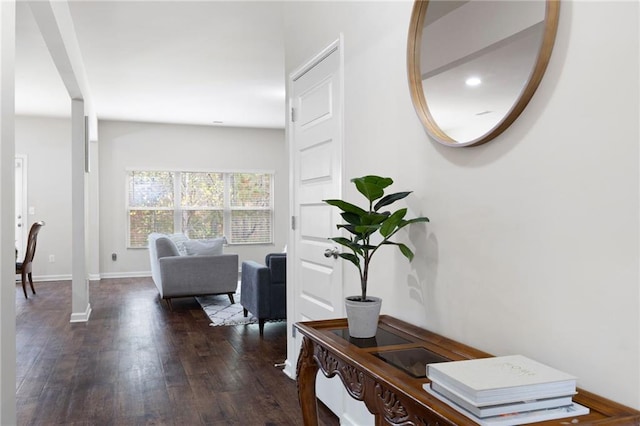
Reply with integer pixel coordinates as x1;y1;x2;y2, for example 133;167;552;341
180;172;224;240
127;171;175;248
127;170;273;248
229;173;272;244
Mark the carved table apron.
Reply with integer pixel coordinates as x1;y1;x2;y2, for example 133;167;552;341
294;315;640;426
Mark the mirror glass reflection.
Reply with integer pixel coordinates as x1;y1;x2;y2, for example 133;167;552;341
413;0;556;146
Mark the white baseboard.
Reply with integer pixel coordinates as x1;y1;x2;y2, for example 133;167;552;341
70;303;92;323
282;359;295;379
30;274;72;282
21;272;151;282
99;271;151;279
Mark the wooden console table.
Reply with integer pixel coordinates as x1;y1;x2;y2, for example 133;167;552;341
295;315;640;425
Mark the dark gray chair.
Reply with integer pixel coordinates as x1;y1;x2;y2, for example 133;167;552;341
240;253;286;335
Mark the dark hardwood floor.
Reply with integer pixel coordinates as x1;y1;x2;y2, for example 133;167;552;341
15;278;339;425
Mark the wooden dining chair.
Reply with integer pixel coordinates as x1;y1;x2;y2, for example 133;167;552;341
16;221;45;299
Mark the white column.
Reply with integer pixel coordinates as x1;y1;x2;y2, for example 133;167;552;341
29;0;96;323
87;139;100;281
70;99;91;322
0;1;17;423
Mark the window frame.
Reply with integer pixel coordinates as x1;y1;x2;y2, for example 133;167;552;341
126;168;274;248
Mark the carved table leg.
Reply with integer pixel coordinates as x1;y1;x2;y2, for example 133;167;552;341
297;336;320;426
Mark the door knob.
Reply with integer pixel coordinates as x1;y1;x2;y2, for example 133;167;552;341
324;247;339;259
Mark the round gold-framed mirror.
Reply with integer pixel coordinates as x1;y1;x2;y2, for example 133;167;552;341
408;0;560;147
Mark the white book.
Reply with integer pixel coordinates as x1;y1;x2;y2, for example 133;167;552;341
427;381;574;418
424;384;589;426
426;355;576;406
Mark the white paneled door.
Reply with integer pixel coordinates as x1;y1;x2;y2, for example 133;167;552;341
288;39;344;415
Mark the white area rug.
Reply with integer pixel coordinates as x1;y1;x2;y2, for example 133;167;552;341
196;292;258;327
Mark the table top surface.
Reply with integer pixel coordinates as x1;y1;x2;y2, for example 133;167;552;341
295;315;640;425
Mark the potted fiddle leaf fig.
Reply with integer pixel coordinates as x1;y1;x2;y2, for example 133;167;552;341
324;175;429;338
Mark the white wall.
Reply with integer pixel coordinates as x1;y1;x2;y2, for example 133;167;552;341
1;3;17;422
284;0;639;410
98;120;288;277
15;115;73;280
13;117;287;280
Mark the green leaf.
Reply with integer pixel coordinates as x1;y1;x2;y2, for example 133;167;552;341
354;224;381;236
404;216;430;224
339;253;360;267
324;199;367;215
374;191;411;211
396;216;430;231
398;243;415;261
382;241;415;261
329;236;350;244
361;175;393;188
380;208;407;237
330;237;363;255
341;212;361;225
360;212;389;226
336;224;358;235
351;176;393;202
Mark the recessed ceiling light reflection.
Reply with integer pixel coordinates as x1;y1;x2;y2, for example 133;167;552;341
465;77;482;87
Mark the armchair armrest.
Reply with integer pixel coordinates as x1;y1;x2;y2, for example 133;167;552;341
240;261;272;316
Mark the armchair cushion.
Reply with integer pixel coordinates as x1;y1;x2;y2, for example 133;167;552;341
156;236;180;258
167;233;189;255
183;238;224;256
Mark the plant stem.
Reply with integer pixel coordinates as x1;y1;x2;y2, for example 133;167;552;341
361;244;369;301
360;217;404;301
360;199;375;301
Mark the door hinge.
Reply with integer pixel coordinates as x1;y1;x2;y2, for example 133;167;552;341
291;107;297;123
291;216;297;230
292;324;297;338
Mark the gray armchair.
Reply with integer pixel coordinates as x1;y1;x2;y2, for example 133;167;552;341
240;253;286;335
148;233;238;309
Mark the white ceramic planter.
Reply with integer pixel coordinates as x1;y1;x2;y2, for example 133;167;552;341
344;296;382;338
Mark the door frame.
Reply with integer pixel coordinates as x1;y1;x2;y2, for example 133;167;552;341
15;154;27;260
284;36;345;380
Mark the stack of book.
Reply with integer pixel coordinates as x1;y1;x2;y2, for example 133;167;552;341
423;355;589;426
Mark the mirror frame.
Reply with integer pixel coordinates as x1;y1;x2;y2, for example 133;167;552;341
407;0;560;147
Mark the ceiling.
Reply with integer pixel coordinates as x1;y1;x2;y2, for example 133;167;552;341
15;1;286;129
